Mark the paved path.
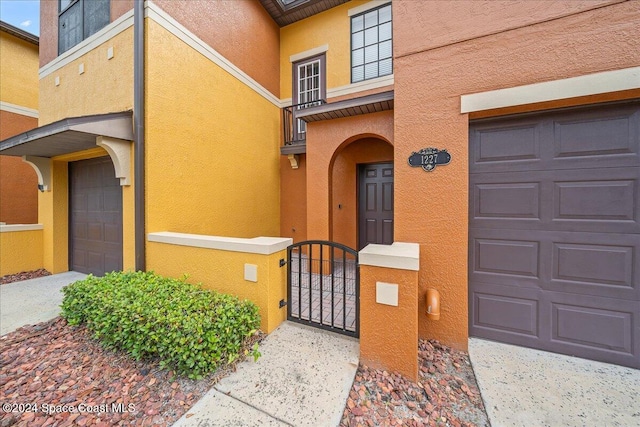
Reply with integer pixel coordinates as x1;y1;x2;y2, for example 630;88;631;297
172;321;359;427
0;272;86;335
469;338;640;427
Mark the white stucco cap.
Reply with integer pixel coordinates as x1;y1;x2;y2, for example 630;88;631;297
359;242;420;271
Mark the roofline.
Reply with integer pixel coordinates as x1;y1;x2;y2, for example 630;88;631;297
0;20;39;45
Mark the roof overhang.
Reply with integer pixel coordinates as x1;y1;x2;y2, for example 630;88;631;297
0;112;133;158
259;0;349;26
0;21;39;45
297;90;394;123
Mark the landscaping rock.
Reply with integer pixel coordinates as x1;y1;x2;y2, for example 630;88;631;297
0;317;261;426
340;339;489;427
0;269;51;285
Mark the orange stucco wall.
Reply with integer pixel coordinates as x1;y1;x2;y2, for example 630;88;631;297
360;264;419;381
393;0;640;350
280;155;308;243
154;0;280;97
331;138;393;250
40;0;134;67
305;111;394;245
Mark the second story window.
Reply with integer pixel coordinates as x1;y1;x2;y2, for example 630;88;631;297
351;3;392;83
59;0;110;55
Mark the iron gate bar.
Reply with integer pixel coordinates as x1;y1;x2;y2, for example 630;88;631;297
286;240;359;338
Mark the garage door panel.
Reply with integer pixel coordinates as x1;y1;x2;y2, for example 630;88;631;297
471;168;640;233
552;107;640;166
470;103;640;173
472;237;540;279
471;283;540;337
471;121;541;167
469;102;640;369
547;291;639;367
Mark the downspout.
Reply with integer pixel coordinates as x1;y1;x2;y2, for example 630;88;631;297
134;0;146;271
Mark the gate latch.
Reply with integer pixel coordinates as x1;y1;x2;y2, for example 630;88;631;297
279;299;287;308
279;258;287;267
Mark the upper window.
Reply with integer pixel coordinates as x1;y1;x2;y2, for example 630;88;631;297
351;4;392;83
59;0;110;55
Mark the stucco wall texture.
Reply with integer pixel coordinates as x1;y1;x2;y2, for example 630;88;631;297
0;29;39;225
38;27;134;125
145;20;280;239
0;32;38;109
393;0;640;349
0;112;38;224
0;229;43;275
155;0;280;97
306;111;394;244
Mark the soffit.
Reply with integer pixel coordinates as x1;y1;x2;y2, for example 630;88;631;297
0;112;133;157
296;90;394;122
259;0;349;26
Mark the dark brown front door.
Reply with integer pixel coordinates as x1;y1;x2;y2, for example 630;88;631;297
69;157;123;276
469;101;640;368
358;162;393;250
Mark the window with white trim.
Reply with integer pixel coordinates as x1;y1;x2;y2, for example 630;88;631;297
59;0;110;54
351;3;392;83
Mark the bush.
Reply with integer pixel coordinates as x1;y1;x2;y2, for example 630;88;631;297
61;271;261;378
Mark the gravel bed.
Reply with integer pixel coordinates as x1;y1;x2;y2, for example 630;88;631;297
340;339;489;427
0;269;51;285
0;318;262;427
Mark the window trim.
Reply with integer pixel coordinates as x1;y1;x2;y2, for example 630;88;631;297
350;3;393;84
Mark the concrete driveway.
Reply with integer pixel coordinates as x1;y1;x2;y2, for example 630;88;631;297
469;338;640;427
0;271;87;335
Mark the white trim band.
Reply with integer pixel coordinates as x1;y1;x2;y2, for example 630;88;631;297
290;44;329;63
0;224;44;232
146;1;281;108
461;67;640;113
348;0;391;17
147;232;292;255
0;101;38;118
39;10;134;79
359;242;420;271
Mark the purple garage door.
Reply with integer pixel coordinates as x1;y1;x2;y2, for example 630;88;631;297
69;156;123;276
469;101;640;368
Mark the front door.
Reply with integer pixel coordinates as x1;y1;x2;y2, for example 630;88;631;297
292;54;325;140
358;162;394;250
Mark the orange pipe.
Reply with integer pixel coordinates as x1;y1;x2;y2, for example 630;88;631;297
426;288;440;320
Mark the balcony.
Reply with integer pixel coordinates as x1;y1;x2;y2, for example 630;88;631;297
280;91;394;157
281;100;326;155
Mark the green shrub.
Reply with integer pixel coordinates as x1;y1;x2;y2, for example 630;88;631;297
61;271;261;378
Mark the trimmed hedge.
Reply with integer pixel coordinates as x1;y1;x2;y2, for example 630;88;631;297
61;271;261;378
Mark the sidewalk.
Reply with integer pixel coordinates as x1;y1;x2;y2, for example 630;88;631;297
0;271;86;335
172;321;359;427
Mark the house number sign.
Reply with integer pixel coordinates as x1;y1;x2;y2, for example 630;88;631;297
408;148;451;172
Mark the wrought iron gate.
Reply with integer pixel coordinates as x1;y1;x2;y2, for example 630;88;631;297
287;240;359;337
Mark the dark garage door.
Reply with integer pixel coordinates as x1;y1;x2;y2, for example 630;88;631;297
469;101;640;368
70;157;123;276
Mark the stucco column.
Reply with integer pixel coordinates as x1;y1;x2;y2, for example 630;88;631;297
305;123;332;242
359;242;420;381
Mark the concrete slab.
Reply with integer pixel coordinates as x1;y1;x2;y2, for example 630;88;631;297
469;338;640;427
171;389;290;427
0;271;87;335
173;321;359;427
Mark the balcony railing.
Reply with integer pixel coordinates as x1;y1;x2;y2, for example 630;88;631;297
282;100;326;146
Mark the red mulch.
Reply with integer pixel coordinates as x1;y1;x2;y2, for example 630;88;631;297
0;318;258;427
0;269;51;285
340;340;489;427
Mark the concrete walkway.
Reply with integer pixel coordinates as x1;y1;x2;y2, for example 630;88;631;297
0;271;87;335
172;321;359;427
469;338;640;427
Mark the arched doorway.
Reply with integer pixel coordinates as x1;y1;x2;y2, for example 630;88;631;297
330;136;393;250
